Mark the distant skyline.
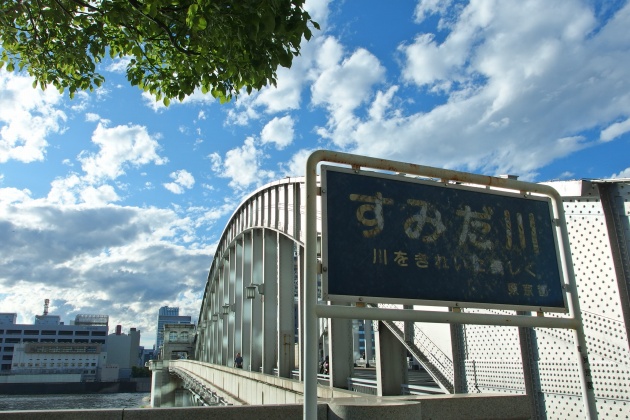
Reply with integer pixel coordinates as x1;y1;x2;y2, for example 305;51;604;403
2;0;630;347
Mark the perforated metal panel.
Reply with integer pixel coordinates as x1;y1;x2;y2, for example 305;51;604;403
455;180;630;419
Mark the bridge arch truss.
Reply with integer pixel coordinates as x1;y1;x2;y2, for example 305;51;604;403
195;178;310;378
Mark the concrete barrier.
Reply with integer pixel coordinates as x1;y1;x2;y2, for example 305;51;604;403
0;394;529;419
326;394;530;420
0;405;326;420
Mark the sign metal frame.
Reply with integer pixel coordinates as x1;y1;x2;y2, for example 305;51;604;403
320;164;568;313
303;150;597;420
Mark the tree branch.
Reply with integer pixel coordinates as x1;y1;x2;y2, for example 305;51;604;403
67;0;102;14
126;0;200;56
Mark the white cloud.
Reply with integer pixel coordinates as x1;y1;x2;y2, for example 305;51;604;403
601;117;630;142
210;137;275;190
305;0;331;29
142;88;218;112
195;200;238;227
281;149;316;177
69;91;92;112
0;71;66;163
0;189;213;346
47;174;86;205
400;33;463;88
85;113;101;122
45;173;122;207
611;167;630;179
310;1;630;178
314;36;344;73
311;44;386;146
79;184;121;206
261;116;295;150
79;123;167;183
141;92;168;112
163;170;195;194
225;31;329;124
368;86;400;121
209;152;222;171
0;187;31;203
106;56;132;73
226;101;260;126
252;66;306;113
41;123;168;207
414;0;453;24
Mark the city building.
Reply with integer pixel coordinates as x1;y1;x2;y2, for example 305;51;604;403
154;306;192;357
0;313;16;324
141;348;153;366
0;304;148;393
161;323;195;360
106;325;142;380
0;310;108;373
10;342;104;382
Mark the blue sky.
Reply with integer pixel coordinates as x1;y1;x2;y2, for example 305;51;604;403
1;0;629;348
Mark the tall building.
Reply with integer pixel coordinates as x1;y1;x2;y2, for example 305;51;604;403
154;306;192;356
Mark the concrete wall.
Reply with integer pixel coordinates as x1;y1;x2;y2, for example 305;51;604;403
163;360;360;405
151;361;183;407
0;394;529;419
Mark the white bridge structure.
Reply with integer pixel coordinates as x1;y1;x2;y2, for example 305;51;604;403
150;154;630;420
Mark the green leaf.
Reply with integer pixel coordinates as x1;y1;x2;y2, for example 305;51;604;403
0;0;320;101
278;52;292;68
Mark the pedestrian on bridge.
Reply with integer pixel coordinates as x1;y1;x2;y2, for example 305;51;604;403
234;352;243;368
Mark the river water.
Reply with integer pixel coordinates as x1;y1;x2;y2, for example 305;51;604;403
0;393;151;412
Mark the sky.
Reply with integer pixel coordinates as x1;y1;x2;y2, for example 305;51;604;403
1;0;630;348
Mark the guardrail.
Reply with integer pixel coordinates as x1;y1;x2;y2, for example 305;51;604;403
347;377;377;395
348;375;444;396
401;383;446;395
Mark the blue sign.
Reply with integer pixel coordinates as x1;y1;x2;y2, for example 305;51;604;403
321;166;566;311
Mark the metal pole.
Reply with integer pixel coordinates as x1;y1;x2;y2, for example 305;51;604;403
550;190;599;419
315;304;579;329
303;151;322;420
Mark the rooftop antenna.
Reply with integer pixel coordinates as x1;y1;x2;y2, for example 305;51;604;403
43;299;49;316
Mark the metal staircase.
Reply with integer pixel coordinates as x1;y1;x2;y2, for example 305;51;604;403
373;303;454;393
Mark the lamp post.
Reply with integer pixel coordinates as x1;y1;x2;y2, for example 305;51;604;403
245;283;264;372
245;283;264;299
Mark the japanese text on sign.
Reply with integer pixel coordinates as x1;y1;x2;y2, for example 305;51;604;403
322;167;565;310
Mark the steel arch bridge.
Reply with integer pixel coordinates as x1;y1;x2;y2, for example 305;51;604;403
195;177;308;379
187;171;630;420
